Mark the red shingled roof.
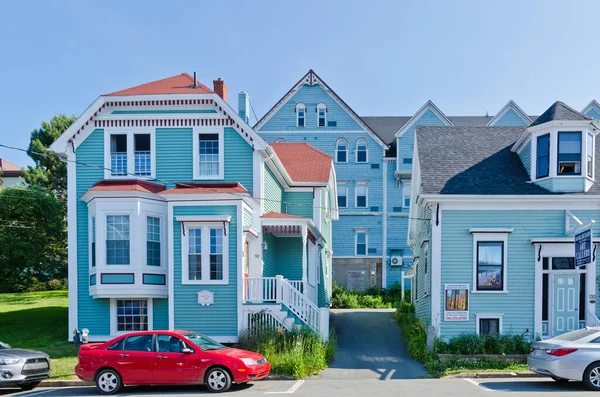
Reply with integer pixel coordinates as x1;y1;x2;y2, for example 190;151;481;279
271;143;332;183
90;180;166;194
161;182;248;195
0;159;22;177
105;73;213;96
261;212;306;219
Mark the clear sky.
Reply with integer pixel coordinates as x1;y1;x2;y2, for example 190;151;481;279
1;0;599;166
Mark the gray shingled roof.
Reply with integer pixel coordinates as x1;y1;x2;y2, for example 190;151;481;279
530;101;591;127
416;126;600;196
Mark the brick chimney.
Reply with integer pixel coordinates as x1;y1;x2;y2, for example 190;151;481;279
213;78;228;102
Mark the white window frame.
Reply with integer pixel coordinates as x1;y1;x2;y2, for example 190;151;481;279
337;181;348;208
193;127;225;180
587;132;595;179
181;221;229;285
422;241;430;295
275;138;287;143
403;182;412;208
355;138;368;163
296;103;306;128
355;228;368;256
335;138;348;163
317;103;327;128
146;215;162;267
106;214;132;266
103;129;156;180
355;181;368;208
475;314;503;335
471;230;511;294
90;216;96;269
110;298;153;336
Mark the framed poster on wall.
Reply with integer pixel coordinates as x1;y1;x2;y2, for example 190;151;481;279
444;284;469;321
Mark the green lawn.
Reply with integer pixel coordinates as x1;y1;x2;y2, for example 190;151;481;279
0;291;78;379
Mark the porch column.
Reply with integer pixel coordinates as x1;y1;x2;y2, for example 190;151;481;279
302;225;308;290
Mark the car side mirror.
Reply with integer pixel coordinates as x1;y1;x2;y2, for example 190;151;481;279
181;348;194;354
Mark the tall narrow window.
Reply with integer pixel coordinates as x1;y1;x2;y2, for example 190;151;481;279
403;182;411;208
134;134;151;176
296;103;306;128
356;138;368;162
476;242;504;291
210;229;224;280
558;132;582;175
356;230;367;256
336;138;347;163
198;134;220;176
536;134;550;178
91;217;96;267
588;133;594;178
356;181;367;208
106;215;130;265
317;103;327;127
337;181;348;208
110;135;128;176
188;228;202;280
147;217;161;266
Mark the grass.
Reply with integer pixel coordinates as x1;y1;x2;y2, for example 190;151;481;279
0;290;77;379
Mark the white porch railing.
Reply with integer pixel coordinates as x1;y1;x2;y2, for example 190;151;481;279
280;277;320;332
588;311;600;327
243;277;279;302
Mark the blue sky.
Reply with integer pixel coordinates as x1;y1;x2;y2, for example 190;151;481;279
1;0;599;166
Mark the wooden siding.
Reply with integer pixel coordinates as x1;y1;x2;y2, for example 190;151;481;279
153;298;169;330
282;191;313;218
491;108;529;126
397;109;447;174
243;206;253;228
584;107;600;120
263;167;283;213
333;215;382;257
518;141;532;177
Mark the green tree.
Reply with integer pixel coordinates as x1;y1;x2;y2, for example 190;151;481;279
0;186;67;292
22;114;76;200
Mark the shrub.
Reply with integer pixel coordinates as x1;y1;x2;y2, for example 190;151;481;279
395;302;431;362
435;333;531;355
332;282;408;309
48;278;68;291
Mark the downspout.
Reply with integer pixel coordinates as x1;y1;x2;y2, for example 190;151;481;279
382;160;388;288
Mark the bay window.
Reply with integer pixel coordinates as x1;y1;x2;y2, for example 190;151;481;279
536;134;550;178
146;217;161;266
106;215;130;265
558;132;582;175
588;133;594;178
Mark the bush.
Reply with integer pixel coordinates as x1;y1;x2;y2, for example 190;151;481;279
395;302;431;362
332;283;408;309
237;327;336;379
435;333;531;355
47;278;68;291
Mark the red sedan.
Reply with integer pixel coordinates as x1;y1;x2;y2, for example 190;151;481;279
75;330;270;394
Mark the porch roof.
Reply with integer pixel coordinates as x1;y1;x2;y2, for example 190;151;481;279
161;182;248;195
260;212;325;244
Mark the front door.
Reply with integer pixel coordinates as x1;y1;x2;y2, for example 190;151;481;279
553;274;579;334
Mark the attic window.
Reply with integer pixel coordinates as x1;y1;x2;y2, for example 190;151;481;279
558;132;581;175
317;103;327;127
296;103;306;128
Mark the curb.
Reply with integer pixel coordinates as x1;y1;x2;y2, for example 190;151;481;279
445;371;545;379
40;374;295;388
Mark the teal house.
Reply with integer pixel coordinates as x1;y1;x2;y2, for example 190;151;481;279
408;100;600;339
50;73;337;342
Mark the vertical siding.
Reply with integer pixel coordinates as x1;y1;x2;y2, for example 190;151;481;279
491;108;529;126
153;298;169;330
282;191;313;218
518;141;532;177
263;167;283;213
397;109;447;174
76;129;110;335
173;205;238;336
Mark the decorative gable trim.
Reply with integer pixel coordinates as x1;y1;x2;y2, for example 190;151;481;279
486;100;532;126
582;100;600;118
394;100;453;138
253;69;388;149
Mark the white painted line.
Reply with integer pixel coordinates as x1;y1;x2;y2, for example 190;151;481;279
264;380;305;394
16;389;63;397
464;378;496;392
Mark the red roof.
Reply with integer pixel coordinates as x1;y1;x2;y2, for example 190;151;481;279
162;182;248;195
261;212;306;219
271;143;332;183
105;73;213;96
0;159;22;177
90;180;166;194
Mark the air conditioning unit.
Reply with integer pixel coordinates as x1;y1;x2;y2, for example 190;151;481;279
390;256;403;267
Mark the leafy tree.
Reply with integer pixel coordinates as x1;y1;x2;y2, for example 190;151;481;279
22;114;76;200
0;186;67;292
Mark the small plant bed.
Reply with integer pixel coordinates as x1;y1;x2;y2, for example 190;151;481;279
395;302;532;378
332;283;409;308
237;328;336;379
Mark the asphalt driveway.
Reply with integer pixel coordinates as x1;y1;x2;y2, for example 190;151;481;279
318;309;428;380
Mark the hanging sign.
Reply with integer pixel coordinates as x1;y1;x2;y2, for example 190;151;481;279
575;228;592;267
444;284;469;321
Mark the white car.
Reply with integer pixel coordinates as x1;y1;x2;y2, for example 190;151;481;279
529;327;600;390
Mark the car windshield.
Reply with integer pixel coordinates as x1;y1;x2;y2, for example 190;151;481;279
0;341;11;349
183;333;228;351
552;328;599;342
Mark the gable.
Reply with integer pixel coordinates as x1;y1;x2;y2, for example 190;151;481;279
585;106;600;120
490;108;529;126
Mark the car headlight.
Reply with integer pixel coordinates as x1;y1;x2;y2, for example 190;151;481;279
240;358;259;366
0;358;19;365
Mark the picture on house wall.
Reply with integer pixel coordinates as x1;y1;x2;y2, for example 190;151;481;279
444;284;469;321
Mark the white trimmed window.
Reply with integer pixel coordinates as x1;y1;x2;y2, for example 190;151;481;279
182;224;229;285
355;229;367;256
337;181;348;208
336;138;347;163
403;182;411;208
90;217;96;268
147;217;161;267
423;241;429;295
317;103;327;127
275;138;287;143
105;131;155;178
296;103;306;128
476;314;503;336
471;229;511;293
193;128;224;180
106;215;130;265
587;133;594;178
116;299;148;332
356;138;368;163
355;181;367;208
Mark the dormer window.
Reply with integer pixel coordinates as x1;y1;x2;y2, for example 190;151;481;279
536;134;550;178
557;132;581;175
317;103;327;127
587;133;594;178
296;103;306;128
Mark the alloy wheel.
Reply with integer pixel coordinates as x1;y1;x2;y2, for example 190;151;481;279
98;372;118;393
591;367;600;388
208;369;227;391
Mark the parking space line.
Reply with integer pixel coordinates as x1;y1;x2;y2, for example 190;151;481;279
464;378;496;392
264;380;305;394
16;389;64;397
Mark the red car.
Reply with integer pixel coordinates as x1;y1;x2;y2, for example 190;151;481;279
75;330;270;394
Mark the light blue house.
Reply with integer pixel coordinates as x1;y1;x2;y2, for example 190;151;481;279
50;73;337;342
408;100;600;339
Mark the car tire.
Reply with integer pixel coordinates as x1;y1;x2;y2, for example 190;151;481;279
584;362;600;391
206;367;232;393
96;368;123;395
18;381;41;391
551;377;569;383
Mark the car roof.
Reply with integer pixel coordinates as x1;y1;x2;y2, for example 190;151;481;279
115;330;193;337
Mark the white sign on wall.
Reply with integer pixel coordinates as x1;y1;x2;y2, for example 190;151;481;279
197;290;214;306
444;284;469;321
